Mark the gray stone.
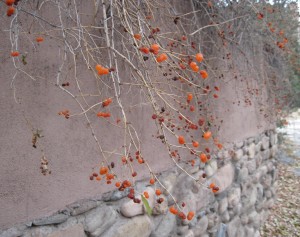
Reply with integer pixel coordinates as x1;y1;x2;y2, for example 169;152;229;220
207;213;220;229
237;167;249;183
270;132;277;146
256;198;267;212
236;226;246;237
232;203;242;216
227;187;241;208
101;215;153;237
216;223;227;237
205;160;217;177
210;163;234;193
235;141;244;149
240;214;249;225
177;226;189;236
254;230;261;237
0;226;26;237
252;214;262;229
184;230;194;237
221;211;230;222
246;159;256;174
254;166;268;183
242;186;257;211
245;226;255;237
247;143;256;158
84;205;117;236
192;216;208;236
152;194;168;215
261;137;270;150
262;175;272;188
266;161;274;172
151;212;176;237
218;197;228;214
194;189;213;212
271;145;278;158
255;154;263;167
234;149;243;161
248;211;258;223
255;142;262;153
226;217;241;237
33;213;69;226
262;149;271;160
200;235;209;237
48;224;86;237
264;190;272;198
23;226;54;237
228;210;235;220
247;137;255;145
120;199;143;218
260;210;270;223
256;184;264;201
67;200;98;216
265;198;275;209
102;189;129;202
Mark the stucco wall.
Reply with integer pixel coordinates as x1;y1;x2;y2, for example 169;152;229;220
0;0;274;230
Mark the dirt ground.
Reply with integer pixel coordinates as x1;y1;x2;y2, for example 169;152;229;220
260;137;300;237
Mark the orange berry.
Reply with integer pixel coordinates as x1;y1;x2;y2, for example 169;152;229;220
182;35;187;41
99;166;108;175
178;212;186;220
209;183;215;189
179;63;186;70
203;131;212;140
178;136;185;145
217;143;223;149
115;182;121;187
190;62;198;69
7;6;15;16
200;70;208;79
121;156;127;163
190;105;195;112
102;98;112;107
95;64;110;75
138;157;144;164
257;13;264;20
192;141;199;148
187;93;193;102
6;0;15;6
95;64;102;71
149;178;155;185
97;112;111;118
155;189;161;196
106;173;114;180
192;65;199;72
156;53;168;63
195;53;204;62
123;180;131;188
139;46;149;54
200;153;208;163
169;206;178;215
10;51;19;57
134;34;141;40
187;211;195;221
143;191;149;199
96;176;101;181
36;37;44;43
151;44;160;52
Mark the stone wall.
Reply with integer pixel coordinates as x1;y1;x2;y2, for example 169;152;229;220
0;130;278;237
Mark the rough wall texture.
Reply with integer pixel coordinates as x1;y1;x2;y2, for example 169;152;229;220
0;130;278;237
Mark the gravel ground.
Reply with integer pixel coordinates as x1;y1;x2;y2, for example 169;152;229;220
260;137;300;237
